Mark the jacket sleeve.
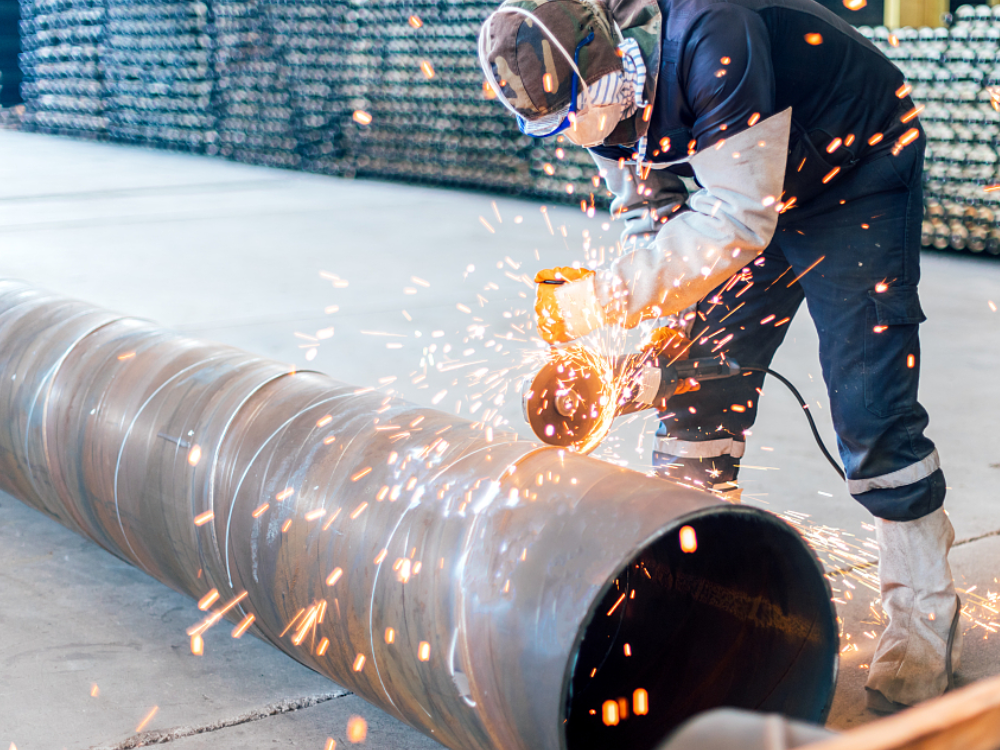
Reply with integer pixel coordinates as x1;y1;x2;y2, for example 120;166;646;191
592;109;790;321
591;7;788;321
589;151;689;251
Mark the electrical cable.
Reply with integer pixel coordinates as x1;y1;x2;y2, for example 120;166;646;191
740;365;846;482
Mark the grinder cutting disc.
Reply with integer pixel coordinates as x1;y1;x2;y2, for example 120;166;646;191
521;350;615;453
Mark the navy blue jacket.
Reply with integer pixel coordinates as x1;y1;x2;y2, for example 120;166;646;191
593;0;916;204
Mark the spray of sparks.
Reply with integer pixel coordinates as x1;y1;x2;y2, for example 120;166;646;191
159;16;1000;743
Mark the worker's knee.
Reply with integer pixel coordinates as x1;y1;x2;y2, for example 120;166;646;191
850;466;946;522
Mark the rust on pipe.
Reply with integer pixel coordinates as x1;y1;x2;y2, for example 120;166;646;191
0;280;838;750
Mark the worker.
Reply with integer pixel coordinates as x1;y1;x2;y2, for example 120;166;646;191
478;0;960;714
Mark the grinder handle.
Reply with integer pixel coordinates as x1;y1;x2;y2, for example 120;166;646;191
673;357;742;382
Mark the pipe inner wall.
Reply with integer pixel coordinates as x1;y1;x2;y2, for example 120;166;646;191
0;280;837;750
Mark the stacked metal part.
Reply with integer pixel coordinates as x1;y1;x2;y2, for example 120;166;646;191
865;5;1000;256
212;0;304;167
16;0;1000;223
0;0;21;106
102;0;215;151
0;279;839;750
13;0;603;203
17;0;105;135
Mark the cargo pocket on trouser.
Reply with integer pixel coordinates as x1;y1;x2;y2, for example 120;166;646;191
864;286;926;419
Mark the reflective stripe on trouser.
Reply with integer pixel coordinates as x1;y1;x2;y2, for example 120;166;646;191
655;131;945;521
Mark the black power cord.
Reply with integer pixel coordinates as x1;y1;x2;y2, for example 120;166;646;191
741;365;847;482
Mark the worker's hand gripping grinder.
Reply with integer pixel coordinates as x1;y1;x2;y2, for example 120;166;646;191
521;327;740;454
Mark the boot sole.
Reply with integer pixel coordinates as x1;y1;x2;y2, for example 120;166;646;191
865;687;909;715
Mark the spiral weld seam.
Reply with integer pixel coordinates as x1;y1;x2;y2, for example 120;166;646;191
0;279;838;750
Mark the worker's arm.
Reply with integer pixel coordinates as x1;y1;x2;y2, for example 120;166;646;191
590;153;689;251
589;6;788;322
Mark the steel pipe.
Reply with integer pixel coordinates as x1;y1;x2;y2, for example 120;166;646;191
0;279;838;750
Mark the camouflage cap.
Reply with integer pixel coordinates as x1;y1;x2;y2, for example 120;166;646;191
480;0;623;121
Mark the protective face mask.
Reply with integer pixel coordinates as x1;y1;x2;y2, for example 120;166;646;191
564;101;626;147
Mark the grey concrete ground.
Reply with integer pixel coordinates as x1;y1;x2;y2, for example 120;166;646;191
0;129;998;748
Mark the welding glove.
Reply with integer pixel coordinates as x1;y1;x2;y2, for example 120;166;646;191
534;267;604;344
866;507;962;712
641;327;700;396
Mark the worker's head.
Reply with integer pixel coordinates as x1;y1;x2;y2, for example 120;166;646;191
478;0;626;148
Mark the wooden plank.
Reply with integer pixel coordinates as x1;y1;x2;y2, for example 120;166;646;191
804;675;1000;750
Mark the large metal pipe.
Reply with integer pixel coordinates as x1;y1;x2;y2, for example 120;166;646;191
0;279;838;750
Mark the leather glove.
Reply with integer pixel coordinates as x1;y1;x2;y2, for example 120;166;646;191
642;326;701;395
534;266;604;344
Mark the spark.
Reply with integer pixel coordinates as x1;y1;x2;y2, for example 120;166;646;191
607;592;627;616
633;688;649;715
281;519;293;533
347;716;368;743
352;110;372;125
385;627;395;644
117;351;136;361
232;613;255;638
350;468;371;482
187;591;248;637
602;700;619;726
135;706;159;733
842;0;866;8
352;653;366;671
292;602;323;646
276;487;295;501
90;683;100;697
190;634;204;655
326;567;343;586
787;255;826;287
187;444;202;466
193;510;214;526
198;588;219;610
479;217;495;233
252;503;269;518
325;739;337;750
679;525;698;553
420;60;435;79
805;33;823;45
408;14;422;27
305;508;326;521
350;502;368;519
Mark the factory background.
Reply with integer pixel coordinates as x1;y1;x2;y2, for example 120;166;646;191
1;0;999;255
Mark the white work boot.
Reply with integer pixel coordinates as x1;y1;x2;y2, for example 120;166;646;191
865;507;962;713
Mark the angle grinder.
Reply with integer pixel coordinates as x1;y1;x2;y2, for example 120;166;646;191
521;348;740;454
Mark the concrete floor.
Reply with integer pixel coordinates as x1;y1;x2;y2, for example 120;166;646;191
1;129;998;749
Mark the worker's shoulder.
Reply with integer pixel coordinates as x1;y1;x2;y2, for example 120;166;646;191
658;0;764;42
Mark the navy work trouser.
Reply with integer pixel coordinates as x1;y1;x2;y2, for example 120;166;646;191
654;133;945;522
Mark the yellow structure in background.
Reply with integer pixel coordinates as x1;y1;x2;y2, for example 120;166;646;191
886;0;999;28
